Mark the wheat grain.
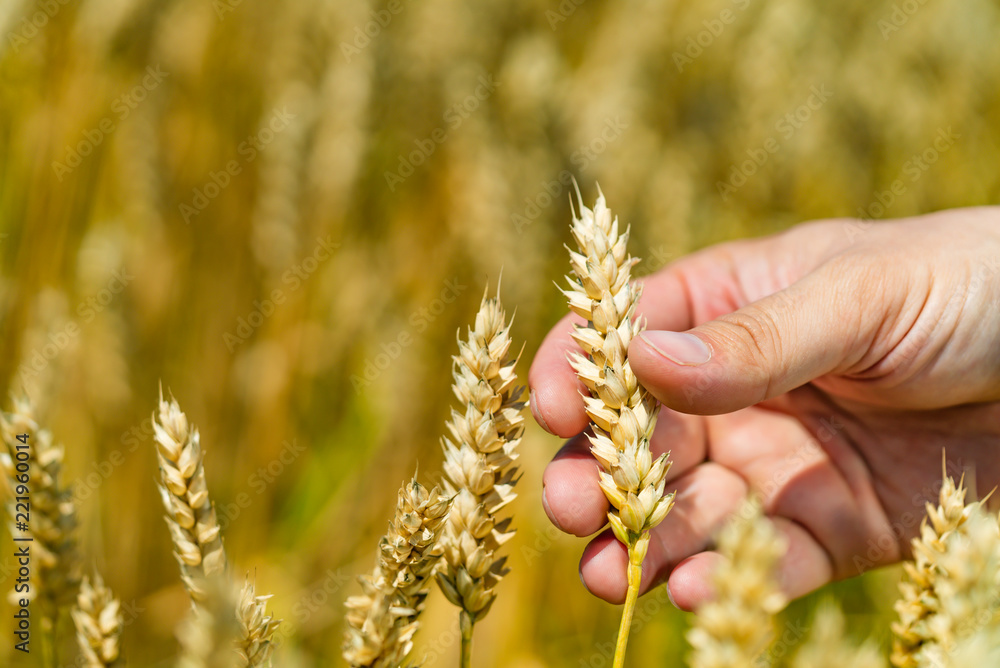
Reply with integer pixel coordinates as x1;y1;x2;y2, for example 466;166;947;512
236;576;281;668
891;471;977;667
72;573;124;667
0;395;81;628
562;188;673;667
687;497;787;668
791;599;885;668
152;391;227;603
344;473;450;668
434;287;525;665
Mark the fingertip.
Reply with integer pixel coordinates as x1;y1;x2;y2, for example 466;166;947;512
542;439;610;537
666;553;723;612
528;315;590;437
580;532;628;604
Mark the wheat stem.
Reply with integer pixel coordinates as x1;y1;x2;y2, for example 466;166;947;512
614;536;645;668
459;610;474;668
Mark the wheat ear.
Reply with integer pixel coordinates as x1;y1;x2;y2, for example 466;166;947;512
916;503;1000;666
154;392;281;666
72;573;124;667
153;392;228;602
562;188;673;667
435;287;525;667
344;474;450;667
1;395;82;662
890;468;978;667
687;497;787;668
237;576;282;667
791;599;886;668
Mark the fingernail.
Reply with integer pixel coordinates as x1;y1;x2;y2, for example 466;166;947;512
530;388;552;433
542;487;563;531
579;567;591;593
666;583;678;609
639;331;711;366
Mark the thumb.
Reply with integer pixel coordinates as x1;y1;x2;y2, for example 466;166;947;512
628;263;873;415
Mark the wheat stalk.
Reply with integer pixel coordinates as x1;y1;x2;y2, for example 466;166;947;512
176;576;243;668
152;392;228;603
687;497;787;668
434;287;525;667
562;187;674;667
0;395;82;662
236;576;282;667
891;469;978;667
72;573;124;667
344;473;450;667
791;599;886;668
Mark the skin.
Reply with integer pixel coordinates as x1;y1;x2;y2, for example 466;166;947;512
529;208;1000;611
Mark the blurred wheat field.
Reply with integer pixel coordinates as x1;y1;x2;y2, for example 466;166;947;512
1;0;999;665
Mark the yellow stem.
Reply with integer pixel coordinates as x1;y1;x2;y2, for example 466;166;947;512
613;539;644;668
460;610;474;668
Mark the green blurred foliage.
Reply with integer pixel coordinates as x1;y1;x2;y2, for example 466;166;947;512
0;0;998;664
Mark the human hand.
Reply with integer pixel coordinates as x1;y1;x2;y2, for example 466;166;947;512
529;207;1000;610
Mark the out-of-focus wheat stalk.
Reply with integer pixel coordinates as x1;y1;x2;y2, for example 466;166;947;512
687;497;787;668
153;392;228;603
891;471;978;666
176;576;243;668
0;395;81;663
791;599;885;668
344;474;450;667
435;288;525;667
72;573;124;668
562;188;673;668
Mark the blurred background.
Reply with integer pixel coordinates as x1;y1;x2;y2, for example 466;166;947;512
1;0;999;664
